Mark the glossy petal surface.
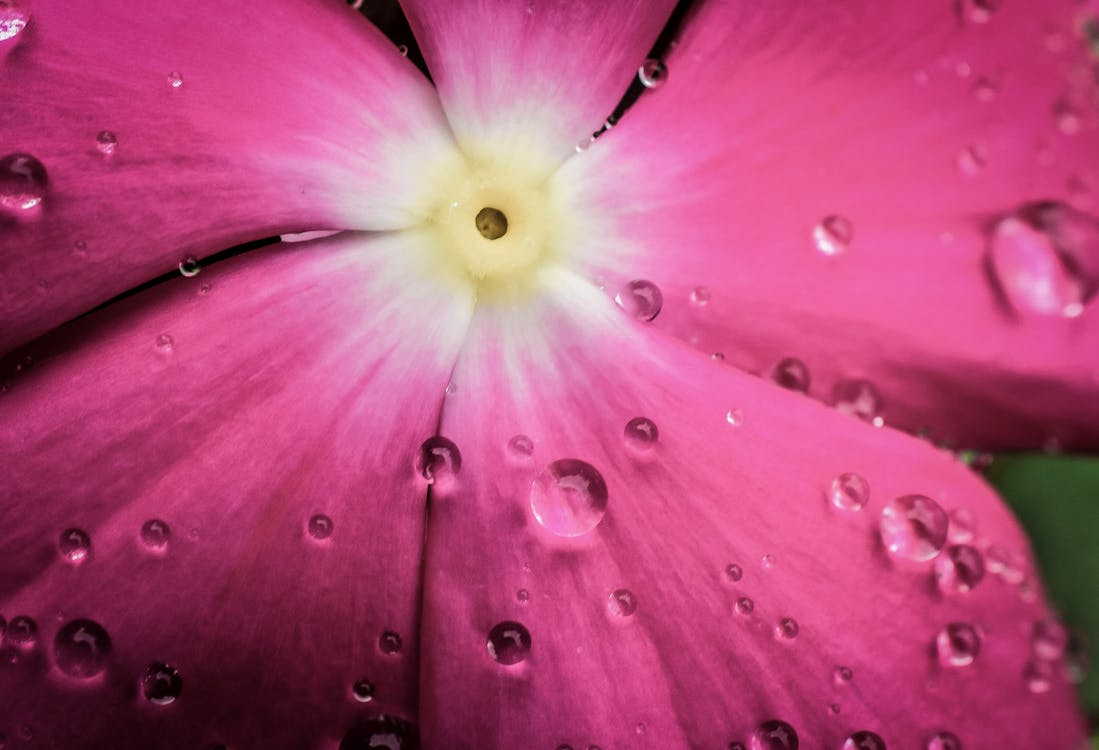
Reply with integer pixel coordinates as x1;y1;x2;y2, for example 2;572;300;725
420;271;1084;748
559;0;1099;449
0;233;472;748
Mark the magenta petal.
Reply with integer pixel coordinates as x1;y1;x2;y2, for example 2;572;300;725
401;0;677;171
419;276;1084;748
0;0;456;354
0;233;472;748
558;0;1099;449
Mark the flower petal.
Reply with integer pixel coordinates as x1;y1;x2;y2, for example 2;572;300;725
419;271;1084;748
0;232;472;747
557;0;1099;449
0;0;457;354
400;0;677;173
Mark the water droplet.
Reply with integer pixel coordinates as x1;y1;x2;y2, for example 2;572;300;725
575;136;594;153
58;527;91;564
829;472;870;512
775;617;799;640
607;588;637;617
987;213;1089;317
530;458;608;537
167;71;184;88
735;597;755;615
934;545;985;594
73;239;87;256
772;358;810;393
729;743;747;750
140;518;171;550
750;719;798;750
761;553;776;569
623;417;659;452
1031;619;1068;660
832;379;882;422
879;494;949;562
306;513;333;541
1023;658;1055;693
95;130;118;156
726;408;744;426
396;43;408;57
7;615;37;649
0;153;48;212
955;144;987;176
925;731;962;750
416;436;461;484
958;0;1001;24
178;256;201;277
507;434;534;460
947;508;976;543
638;59;667;89
339;716;419;750
516;588;530;603
155;333;174;350
1054;100;1081;135
379;630;402;655
936;622;981;667
812;215;853;256
0;0;29;42
615;279;663;321
142;662;182;704
833;665;853;685
725;563;743;582
690;286;711;306
487;621;531;665
842;732;886;750
54;619;112;678
984;544;1024;583
351;678;375;703
972;76;998;102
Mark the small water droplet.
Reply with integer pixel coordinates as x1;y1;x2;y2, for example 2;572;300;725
725;563;743;582
936;622;981;667
750;719;798;750
73;239;88;257
832;379;882;422
879;494;949;562
178;256;201;277
507;434;534;459
95;130;118;156
142;662;182;704
0;0;29;42
638;59;667;89
690;286;711;306
735;596;754;615
772;358;810;393
396;43;408;56
7;615;37;650
615;279;663;321
339;716;419;750
775;617;799;640
416;436;461;484
934;545;985;594
623;417;659;452
726;408;744;426
140;518;171;550
829;472;870;513
761;553;776;569
378;630;402;655
833;665;853;685
307;513;333;541
155;333;174;350
1031;619;1068;660
58;527;91;564
842;732;886;750
972;76;998;102
0;153;48;212
575;136;594;153
351;678;375;703
812;215;853;256
167;71;184;88
530;458;608;537
728;743;747;750
1054;100;1081;135
487;621;531;665
607;588;637;617
958;0;1001;24
925;731;962;750
54;619;112;678
984;544;1025;583
1023;658;1055;693
947;508;976;543
516;588;530;603
956;144;987;176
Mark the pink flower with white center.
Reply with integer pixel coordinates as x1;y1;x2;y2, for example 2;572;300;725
0;0;1097;747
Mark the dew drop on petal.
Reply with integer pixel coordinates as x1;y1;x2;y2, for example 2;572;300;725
1031;619;1068;660
726;408;744;426
842;731;886;750
396;43;408;57
955;144;987;176
879;494;949;562
772;358;810;393
750;719;798;750
775;617;799;640
987;215;1087;317
58;527;91;564
972;76;998;102
934;545;985;594
167;71;183;88
812;215;853;256
339;715;419;750
623;417;659;452
54;619;112;678
725;563;743;582
351;678;375;703
936;622;981;667
416;436;461;484
486;621;531;665
833;379;882;422
729;743;747;750
833;665;853;685
516;588;530;603
638;58;667;89
507;434;534;459
155;333;174;351
829;472;870;512
7;615;37;650
761;553;776;569
1054;100;1081;135
985;544;1025;583
0;153;48;212
958;0;1001;24
178;256;201;277
735;597;755;616
530;458;608;537
615;279;663;321
307;513;333;541
607;588;638;617
925;731;962;750
378;631;402;655
0;0;29;42
95;130;118;156
1023;658;1055;693
140;518;171;550
142;662;183;705
947;508;976;543
690;286;711;306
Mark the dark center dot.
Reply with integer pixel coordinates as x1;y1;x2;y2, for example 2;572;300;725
475;207;508;240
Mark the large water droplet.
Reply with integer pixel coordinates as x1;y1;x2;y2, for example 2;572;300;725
925;731;962;750
812;215;853;256
832;379;882;422
936;622;981;667
615;279;663;321
934;545;985;594
54;619;112;678
879;494;949;562
95;130;118;156
140;518;171;550
142;662;183;705
750;719;798;750
638;59;667;89
829;472;870;512
487;621;531;665
0;0;29;42
339;716;419;750
0;153;48;212
307;513;333;541
842;732;886;750
623;417;659;453
987;214;1090;317
379;631;402;655
58;527;91;564
607;589;637;617
530;458;608;537
352;678;375;703
7;615;37;650
416;436;461;484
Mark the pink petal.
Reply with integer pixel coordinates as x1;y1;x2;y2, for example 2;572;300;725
556;0;1099;449
401;0;677;172
420;274;1084;748
0;232;472;748
0;0;457;354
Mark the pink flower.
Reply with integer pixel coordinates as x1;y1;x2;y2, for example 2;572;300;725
0;0;1097;748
